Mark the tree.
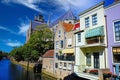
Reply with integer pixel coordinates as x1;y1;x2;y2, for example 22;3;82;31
28;24;54;55
10;24;54;62
10;46;24;62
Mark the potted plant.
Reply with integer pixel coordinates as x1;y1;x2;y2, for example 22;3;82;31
89;69;98;75
103;72;112;78
112;74;117;80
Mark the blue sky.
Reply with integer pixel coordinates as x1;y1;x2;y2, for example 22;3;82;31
0;0;114;52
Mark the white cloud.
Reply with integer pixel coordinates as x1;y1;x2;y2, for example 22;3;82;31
54;0;103;13
17;17;30;36
18;23;29;36
0;26;17;34
0;17;29;36
1;0;43;13
6;40;23;47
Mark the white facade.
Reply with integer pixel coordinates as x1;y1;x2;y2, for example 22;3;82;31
74;2;109;80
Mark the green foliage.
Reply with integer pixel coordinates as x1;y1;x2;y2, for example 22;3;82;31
10;24;54;62
10;46;24;62
28;25;54;55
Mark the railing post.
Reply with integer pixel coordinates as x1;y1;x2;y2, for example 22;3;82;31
98;69;104;80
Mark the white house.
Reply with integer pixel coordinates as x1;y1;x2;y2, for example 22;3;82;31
74;2;109;80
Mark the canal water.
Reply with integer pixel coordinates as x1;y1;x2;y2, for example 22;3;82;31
0;59;57;80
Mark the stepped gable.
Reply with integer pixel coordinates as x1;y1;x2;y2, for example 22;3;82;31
62;22;74;32
31;21;46;30
43;50;54;58
50;10;75;27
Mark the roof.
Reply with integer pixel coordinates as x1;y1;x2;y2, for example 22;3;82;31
79;2;104;16
50;9;75;27
43;50;54;58
73;22;80;30
31;21;46;30
62;22;74;32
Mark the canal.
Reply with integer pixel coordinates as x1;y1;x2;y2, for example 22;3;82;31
0;59;57;80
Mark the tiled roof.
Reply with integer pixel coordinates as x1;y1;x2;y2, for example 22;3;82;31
31;21;46;30
62;22;74;32
43;50;54;58
73;22;80;30
50;10;75;27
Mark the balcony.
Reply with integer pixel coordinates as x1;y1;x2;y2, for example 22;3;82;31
57;55;74;61
58;61;74;71
74;65;110;80
86;36;104;44
84;26;105;46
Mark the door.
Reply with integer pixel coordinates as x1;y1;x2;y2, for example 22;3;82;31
93;52;99;68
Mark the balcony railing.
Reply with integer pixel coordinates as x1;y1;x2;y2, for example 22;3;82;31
86;37;104;45
74;65;111;80
57;55;74;61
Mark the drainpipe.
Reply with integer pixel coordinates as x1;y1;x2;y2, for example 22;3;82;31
74;32;76;72
104;15;108;69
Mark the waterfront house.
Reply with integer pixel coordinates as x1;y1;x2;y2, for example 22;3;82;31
42;50;54;74
74;2;109;80
105;0;120;76
52;10;77;79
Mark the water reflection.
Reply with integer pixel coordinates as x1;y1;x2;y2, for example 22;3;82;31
0;59;56;80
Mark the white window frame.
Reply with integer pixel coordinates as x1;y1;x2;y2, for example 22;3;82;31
92;14;97;26
77;33;81;42
56;41;59;49
113;19;120;43
112;47;120;63
86;53;91;66
58;30;61;37
85;17;90;28
60;40;63;48
67;38;72;47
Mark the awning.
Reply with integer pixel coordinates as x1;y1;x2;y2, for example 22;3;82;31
85;26;104;38
62;48;74;54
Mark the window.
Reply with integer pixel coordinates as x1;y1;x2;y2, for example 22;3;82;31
68;63;72;70
67;38;72;47
93;53;99;68
64;63;66;67
60;40;63;48
85;17;90;28
78;33;81;42
59;62;62;68
56;41;59;49
56;53;58;58
92;14;97;25
86;53;91;66
58;30;61;37
114;21;120;41
113;47;120;63
55;63;58;68
50;60;53;65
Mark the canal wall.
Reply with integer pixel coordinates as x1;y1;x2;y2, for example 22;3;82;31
42;69;59;80
11;58;60;79
11;58;35;70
